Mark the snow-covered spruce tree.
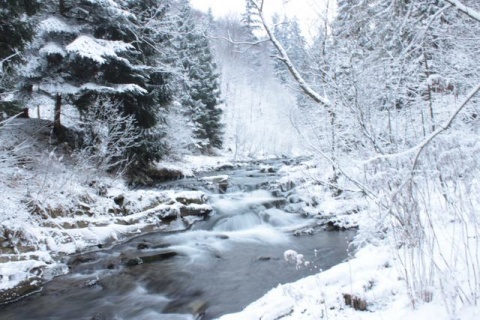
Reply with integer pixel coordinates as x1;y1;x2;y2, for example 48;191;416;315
73;0;174;167
241;0;262;40
174;0;223;153
0;0;39;121
0;0;39;96
19;0;173;167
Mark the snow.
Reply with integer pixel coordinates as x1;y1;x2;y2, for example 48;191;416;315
38;82;80;95
39;42;66;57
0;260;47;291
1;2;480;317
80;83;148;95
215;151;480;320
66;35;135;65
200;175;229;182
84;0;135;19
38;17;80;35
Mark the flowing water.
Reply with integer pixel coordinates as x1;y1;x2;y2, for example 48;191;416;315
0;161;355;320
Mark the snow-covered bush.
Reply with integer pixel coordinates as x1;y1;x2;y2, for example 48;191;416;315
75;99;141;175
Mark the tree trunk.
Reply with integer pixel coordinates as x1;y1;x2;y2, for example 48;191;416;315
59;0;66;15
53;94;64;140
423;52;435;133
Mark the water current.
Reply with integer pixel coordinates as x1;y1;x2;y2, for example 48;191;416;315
0;160;355;319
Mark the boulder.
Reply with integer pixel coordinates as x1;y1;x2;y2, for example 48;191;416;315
179;204;213;217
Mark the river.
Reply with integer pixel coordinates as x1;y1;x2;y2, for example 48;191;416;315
0;160;355;319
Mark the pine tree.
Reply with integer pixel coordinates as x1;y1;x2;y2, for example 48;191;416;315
242;0;262;40
19;0;174;166
174;0;223;153
0;0;39;92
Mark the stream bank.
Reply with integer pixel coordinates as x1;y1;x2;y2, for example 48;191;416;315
0;159;357;319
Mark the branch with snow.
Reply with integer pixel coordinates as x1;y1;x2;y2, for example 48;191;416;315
250;0;331;107
445;0;480;22
80;83;147;95
38;17;80;35
66;36;135;65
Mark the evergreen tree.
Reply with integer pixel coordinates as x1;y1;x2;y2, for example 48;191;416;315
241;0;262;40
174;0;223;153
0;0;39;92
19;0;173;166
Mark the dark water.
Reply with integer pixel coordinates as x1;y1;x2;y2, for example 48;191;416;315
0;162;354;320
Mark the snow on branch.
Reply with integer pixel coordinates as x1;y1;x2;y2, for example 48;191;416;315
66;36;135;65
250;0;330;107
39;82;80;95
38;17;80;35
81;83;147;95
39;42;66;57
83;0;135;19
445;0;480;22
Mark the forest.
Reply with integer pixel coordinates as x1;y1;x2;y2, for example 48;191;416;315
1;0;480;319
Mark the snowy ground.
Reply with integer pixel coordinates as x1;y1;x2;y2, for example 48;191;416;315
218;159;480;320
219;241;478;320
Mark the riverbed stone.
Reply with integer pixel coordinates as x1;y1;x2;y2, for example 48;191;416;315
125;256;143;266
164;298;208;317
0;277;42;305
179;204;213;217
175;193;207;205
124;252;177;266
113;194;125;206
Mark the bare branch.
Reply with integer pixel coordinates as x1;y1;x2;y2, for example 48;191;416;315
287;109;378;199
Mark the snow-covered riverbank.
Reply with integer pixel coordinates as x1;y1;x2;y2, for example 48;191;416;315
219;160;480;320
0;119;237;304
2;119;479;320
